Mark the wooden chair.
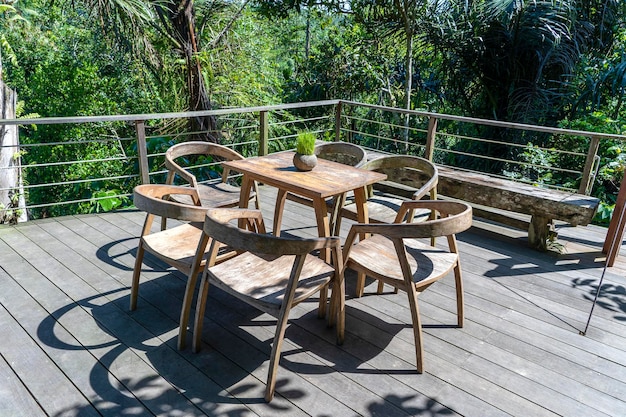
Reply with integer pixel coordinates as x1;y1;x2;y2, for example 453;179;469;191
273;141;367;236
130;184;234;350
164;141;259;210
314;141;367;167
342;200;472;372
337;155;439;231
191;207;345;402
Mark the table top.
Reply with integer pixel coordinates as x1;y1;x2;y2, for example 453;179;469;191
224;152;386;199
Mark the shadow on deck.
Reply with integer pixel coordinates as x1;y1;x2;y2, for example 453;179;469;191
1;185;625;416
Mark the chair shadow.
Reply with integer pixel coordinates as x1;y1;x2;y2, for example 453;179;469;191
35;264;421;416
36;269;280;416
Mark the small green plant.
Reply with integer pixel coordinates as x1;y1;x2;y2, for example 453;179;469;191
295;132;316;155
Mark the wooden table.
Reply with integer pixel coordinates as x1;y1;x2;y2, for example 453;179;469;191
223;152;386;258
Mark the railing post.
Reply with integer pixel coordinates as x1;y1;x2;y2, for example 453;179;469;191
335;101;342;142
580;135;601;195
135;120;150;184
259;111;269;156
424;116;438;161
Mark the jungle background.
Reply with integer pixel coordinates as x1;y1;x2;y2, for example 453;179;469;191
1;0;626;222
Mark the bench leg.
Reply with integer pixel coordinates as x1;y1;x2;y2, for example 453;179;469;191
528;215;552;251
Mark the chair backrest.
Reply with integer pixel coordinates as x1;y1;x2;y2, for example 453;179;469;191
204;208;340;257
344;200;472;251
314;142;367;167
133;184;207;223
361;155;438;200
165;141;246;186
390;200;472;239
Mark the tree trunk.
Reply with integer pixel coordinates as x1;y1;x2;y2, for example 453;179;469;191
0;81;27;223
168;0;218;142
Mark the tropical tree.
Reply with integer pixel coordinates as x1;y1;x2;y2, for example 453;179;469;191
85;0;255;140
426;0;625;126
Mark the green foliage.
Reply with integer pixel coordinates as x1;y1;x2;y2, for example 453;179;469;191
295;132;316;155
90;189;128;212
2;0;625;226
594;201;615;227
558;112;626;206
0;192;24;225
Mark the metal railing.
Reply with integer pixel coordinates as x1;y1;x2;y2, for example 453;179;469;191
1;99;625;222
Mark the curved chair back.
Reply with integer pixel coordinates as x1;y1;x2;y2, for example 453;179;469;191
165;141;246;187
361;155;438;201
133;184;206;223
204;207;339;256
315;142;367;167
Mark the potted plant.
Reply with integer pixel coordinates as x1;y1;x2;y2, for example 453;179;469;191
293;132;317;171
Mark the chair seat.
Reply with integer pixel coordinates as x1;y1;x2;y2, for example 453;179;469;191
143;222;233;272
341;192;432;224
207;251;335;314
346;234;459;288
142;222;204;271
169;182;254;207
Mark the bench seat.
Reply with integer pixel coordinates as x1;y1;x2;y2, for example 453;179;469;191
436;167;600;250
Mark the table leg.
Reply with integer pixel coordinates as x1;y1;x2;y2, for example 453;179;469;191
273;189;288;237
237;176;252;229
354;186;369;225
353;186;370;297
312;197;331;262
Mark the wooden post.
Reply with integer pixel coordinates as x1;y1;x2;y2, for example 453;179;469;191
603;174;626;266
259;111;269;156
0;82;27;222
579;135;600;195
335;101;342;142
135;120;150;184
424;116;438;161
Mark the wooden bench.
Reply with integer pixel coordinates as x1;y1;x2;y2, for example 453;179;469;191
366;154;600;250
435;167;600;250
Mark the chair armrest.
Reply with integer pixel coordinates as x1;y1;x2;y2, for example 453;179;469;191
343;200;472;264
134;184;204;221
165;157;199;188
396;200;469;221
411;173;438;201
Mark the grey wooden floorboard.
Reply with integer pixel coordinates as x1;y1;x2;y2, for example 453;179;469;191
2;184;626;416
36;210;378;415
0;307;54;417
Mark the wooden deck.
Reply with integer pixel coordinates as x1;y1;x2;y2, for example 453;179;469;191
2;185;626;416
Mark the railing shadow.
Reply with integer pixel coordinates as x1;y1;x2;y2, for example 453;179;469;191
457;224;626;328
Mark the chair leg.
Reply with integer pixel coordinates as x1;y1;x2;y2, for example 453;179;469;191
406;285;424;373
265;305;293;402
129;243;145;311
356;272;366;297
178;235;211;350
376;280;385;294
453;263;464;328
329;277;345;345
273;189;288;237
192;271;211;353
177;266;202;350
329;193;346;236
317;286;328;319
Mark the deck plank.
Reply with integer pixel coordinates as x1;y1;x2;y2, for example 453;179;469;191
1;184;626;416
